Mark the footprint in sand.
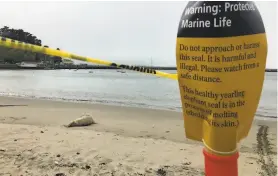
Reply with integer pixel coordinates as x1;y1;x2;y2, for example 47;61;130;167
84;149;97;157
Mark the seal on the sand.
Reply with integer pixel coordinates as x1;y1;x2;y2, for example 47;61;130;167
65;114;96;127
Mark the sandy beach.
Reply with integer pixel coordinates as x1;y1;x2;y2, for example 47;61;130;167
0;96;276;176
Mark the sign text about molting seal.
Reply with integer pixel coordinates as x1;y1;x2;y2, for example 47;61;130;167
181;2;256;28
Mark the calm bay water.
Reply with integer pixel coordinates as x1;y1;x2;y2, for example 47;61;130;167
0;70;276;119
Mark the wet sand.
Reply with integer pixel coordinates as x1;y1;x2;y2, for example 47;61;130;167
0;96;276;176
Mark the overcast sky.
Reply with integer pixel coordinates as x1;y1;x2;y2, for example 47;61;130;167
0;1;276;68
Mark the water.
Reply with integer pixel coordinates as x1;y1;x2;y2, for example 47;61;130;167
0;70;276;119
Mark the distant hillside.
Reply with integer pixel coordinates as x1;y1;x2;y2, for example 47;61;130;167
0;26;61;64
0;47;37;63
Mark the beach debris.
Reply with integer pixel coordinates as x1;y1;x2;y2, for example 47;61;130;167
156;167;167;176
99;162;106;166
165;131;170;133
76;152;80;155
145;168;152;173
182;162;191;166
99;158;113;165
55;173;66;176
256;125;277;175
54;161;59;165
56;154;61;157
0;148;6;152
81;165;91;170
65;114;96;127
14;139;17;141
40;130;44;133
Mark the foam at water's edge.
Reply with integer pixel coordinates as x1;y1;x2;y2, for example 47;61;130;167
0;92;276;120
0;92;181;112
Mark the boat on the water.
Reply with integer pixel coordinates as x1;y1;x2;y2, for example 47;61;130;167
117;70;126;73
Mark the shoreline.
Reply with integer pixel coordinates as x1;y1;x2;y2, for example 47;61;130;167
0;96;187;143
0;94;276;120
0;67;277;72
0;93;182;112
0;95;276;144
0;96;277;175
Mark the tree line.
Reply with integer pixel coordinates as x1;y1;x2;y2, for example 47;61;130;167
0;26;62;64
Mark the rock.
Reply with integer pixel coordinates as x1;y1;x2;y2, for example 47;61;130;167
183;162;191;165
99;158;113;165
156;168;167;176
66;114;96;127
56;154;61;157
55;173;66;176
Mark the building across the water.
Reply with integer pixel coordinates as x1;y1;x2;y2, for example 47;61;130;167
61;59;74;65
16;61;46;69
16;62;39;68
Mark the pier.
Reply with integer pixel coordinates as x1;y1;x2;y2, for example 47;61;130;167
0;64;276;72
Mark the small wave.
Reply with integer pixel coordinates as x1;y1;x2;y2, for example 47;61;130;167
0;92;276;118
256;113;277;119
0;92;37;99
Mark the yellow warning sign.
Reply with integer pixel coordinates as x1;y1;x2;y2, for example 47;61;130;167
176;1;267;155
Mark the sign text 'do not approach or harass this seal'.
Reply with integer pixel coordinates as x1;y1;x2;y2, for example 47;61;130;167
176;1;267;176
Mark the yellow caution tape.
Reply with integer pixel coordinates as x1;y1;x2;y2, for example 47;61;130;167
0;37;178;80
